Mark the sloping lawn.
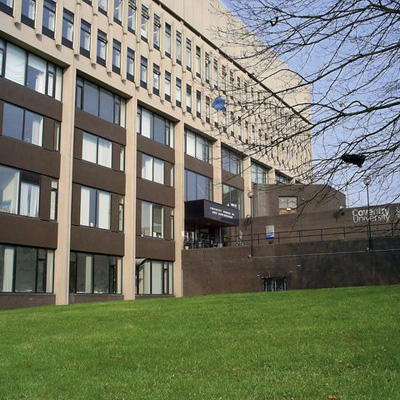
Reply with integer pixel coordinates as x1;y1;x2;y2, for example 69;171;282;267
0;285;399;400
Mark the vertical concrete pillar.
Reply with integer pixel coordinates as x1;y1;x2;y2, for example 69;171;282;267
243;156;252;215
213;140;222;204
54;65;76;305
173;120;185;297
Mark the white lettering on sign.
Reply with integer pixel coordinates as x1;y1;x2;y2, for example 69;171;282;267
352;207;390;223
209;206;235;220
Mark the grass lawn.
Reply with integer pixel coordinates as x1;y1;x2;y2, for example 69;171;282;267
0;285;399;400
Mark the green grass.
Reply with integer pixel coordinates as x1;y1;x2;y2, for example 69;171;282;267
0;286;399;400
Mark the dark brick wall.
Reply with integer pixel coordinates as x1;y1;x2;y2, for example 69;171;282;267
0;294;55;310
183;237;400;296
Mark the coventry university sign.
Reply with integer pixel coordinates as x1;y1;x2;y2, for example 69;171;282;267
352;207;390;224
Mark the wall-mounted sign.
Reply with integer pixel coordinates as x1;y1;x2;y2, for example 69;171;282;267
352;207;390;223
266;225;275;239
204;203;239;223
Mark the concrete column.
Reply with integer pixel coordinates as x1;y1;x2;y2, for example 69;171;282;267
173;120;185;297
243;156;252;215
122;95;137;300
54;65;76;305
213;140;222;204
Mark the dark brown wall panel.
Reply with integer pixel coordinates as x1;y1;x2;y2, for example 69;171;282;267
69;294;123;304
71;184;81;226
0;136;60;178
71;226;124;256
73;159;125;195
137;134;175;164
136;236;175;261
136;178;175;207
184;155;213;178
0;213;58;248
222;170;244;190
75;109;126;145
0;294;55;310
39;176;51;221
0;77;62;120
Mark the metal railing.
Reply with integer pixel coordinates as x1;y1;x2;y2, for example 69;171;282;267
183;222;400;249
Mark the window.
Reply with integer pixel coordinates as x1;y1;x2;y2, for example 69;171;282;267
165;23;171;56
165;71;171;102
139;57;148;89
0;245;54;293
2;102;43;147
0;165;40;218
195;46;201;77
80;20;91;57
112;39;121;73
127;0;136;32
186;39;191;71
82;132;112;168
279;197;297;214
196;91;202;118
264;277;287;292
222;147;242;175
98;0;107;15
113;0;122;24
222;65;227;94
62;9;74;48
152;63;160;95
251;162;268;184
21;0;36;27
1;41;62;100
42;0;56;38
126;48;135;81
76;77;126;127
118;196;124;232
136;260;173;295
69;252;122;294
222;184;244;216
140;5;149;41
50;180;58;220
176;78;182;108
205;96;210;123
176;31;182;64
80;186;111;229
54;122;60;151
213;59;218;89
97;30;107;66
0;0;13;15
186;84;192;112
275;172;290;184
141;201;164;238
136;107;174;147
153;14;160;49
141;154;164;184
184;130;211;163
205;53;210;83
120;147;125;172
185;170;213;201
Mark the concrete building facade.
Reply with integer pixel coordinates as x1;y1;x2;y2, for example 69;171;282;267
0;0;312;308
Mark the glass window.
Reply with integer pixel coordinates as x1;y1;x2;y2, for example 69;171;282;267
69;252;122;294
98;0;107;14
80;20;91;57
42;0;56;38
205;53;210;82
186;84;192;112
0;245;54;293
153;14;160;49
62;9;74;48
0;0;13;15
176;77;182;107
97;30;107;66
221;147;242;175
196;90;201;117
251;162;268;184
213;58;218;89
206;96;210;121
275;172;290;184
222;184;244;216
127;48;135;81
141;201;164;238
113;0;122;23
82;132;112;168
186;39;191;70
140;5;149;40
112;39;121;73
165;23;171;56
27;54;46;94
176;31;182;64
184;169;213;201
127;0;136;32
184;130;211;163
50;180;58;220
196;46;201;76
21;0;36;26
165;71;171;101
152;63;160;95
279;197;297;214
141;154;164;184
5;44;26;86
140;56;147;88
80;186;111;230
136;260;173;295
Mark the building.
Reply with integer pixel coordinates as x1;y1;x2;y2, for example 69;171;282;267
0;0;312;309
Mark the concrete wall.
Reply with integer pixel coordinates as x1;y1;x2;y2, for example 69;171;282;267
183;236;400;296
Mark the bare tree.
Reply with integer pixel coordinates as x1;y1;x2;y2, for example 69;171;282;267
213;0;400;205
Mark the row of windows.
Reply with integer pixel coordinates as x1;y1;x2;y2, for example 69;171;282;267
0;39;62;100
0;164;58;220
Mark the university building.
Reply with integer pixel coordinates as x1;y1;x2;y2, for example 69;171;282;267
0;0;312;308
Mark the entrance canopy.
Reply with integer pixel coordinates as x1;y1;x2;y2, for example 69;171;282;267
185;199;239;228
